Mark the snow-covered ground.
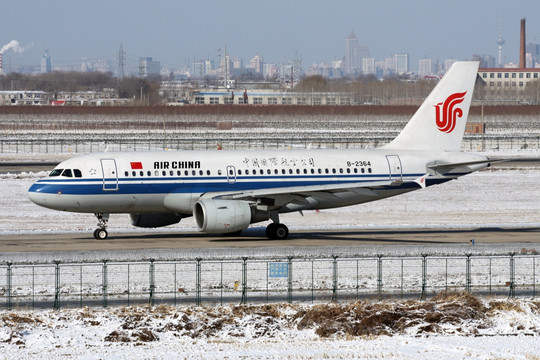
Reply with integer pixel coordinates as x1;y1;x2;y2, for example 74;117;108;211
1;295;540;359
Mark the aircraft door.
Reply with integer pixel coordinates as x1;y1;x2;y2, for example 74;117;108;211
386;155;402;184
226;165;237;184
101;158;119;191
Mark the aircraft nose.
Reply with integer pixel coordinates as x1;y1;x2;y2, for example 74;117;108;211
28;182;53;208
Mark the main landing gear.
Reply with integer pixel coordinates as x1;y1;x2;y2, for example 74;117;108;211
265;212;289;240
93;213;109;240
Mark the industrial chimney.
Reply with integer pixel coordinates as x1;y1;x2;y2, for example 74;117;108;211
520;18;526;68
0;53;3;75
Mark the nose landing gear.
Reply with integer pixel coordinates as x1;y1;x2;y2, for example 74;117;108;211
93;213;109;239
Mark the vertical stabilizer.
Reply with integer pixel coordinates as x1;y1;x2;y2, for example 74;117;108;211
383;61;479;152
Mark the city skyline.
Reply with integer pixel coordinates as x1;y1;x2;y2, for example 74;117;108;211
1;0;540;75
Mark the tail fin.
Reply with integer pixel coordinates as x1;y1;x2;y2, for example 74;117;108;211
383;61;479;152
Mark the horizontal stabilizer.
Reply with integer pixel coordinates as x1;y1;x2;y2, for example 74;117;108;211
427;158;500;174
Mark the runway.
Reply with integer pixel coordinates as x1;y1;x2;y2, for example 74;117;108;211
1;227;539;253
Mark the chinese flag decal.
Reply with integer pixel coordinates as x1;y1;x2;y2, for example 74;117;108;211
130;162;143;169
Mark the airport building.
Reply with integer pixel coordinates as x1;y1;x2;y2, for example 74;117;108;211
0;91;49;105
477;19;540;103
189;91;358;105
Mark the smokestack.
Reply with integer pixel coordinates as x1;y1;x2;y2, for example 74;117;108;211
520;18;526;68
0;53;3;75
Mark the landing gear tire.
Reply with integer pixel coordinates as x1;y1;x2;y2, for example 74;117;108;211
266;223;289;240
94;228;108;240
93;213;110;240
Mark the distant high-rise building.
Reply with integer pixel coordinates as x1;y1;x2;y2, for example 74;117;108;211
263;63;277;78
418;58;433;76
41;49;52;73
345;30;358;74
344;30;369;75
139;57;161;78
249;54;263;73
383;57;396;77
362;58;376;75
444;59;457;72
191;60;212;78
394;53;409;75
526;42;540;67
231;57;243;70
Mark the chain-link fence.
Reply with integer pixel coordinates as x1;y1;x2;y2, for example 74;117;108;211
1;253;538;310
1;135;539;154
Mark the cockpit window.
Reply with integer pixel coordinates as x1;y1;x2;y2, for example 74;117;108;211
49;169;63;177
62;169;73;177
73;169;82;178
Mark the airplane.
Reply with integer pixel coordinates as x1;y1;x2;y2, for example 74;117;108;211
28;61;493;240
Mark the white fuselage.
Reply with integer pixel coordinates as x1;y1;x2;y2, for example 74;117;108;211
28;148;487;215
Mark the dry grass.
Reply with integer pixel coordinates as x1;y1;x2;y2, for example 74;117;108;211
2;293;537;344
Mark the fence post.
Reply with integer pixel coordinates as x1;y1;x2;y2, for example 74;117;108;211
420;254;427;300
220;261;223;306
54;261;61;310
509;253;515;298
377;255;383;299
79;265;83;308
32;266;35;310
196;258;202;306
356;259;359;300
102;260;108;308
489;258;492;295
311;259;314;303
241;257;248;305
332;256;338;302
149;259;155;306
6;262;12;310
465;254;472;293
127;264;131;306
266;261;269;303
533;257;536;299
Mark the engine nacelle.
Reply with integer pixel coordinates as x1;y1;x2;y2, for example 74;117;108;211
193;199;252;233
130;213;183;228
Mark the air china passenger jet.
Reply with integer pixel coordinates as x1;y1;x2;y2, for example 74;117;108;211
29;61;492;240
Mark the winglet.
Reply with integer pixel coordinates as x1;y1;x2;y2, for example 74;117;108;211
414;174;429;189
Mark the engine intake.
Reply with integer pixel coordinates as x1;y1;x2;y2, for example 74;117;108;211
194;199;252;233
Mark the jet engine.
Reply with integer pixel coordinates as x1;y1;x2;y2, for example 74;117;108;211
130;213;183;228
193;199;253;233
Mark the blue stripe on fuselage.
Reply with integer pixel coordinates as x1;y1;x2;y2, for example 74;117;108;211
28;172;455;196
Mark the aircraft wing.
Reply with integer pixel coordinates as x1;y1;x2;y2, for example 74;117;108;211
199;178;423;208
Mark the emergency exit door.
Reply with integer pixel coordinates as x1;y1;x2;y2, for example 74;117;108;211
101;158;119;191
386;155;402;183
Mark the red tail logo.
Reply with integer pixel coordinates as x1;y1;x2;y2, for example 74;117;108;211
434;91;467;133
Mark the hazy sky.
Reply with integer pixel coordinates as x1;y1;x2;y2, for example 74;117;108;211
1;0;539;72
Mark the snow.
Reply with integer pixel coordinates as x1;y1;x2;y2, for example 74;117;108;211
1;296;540;359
